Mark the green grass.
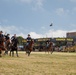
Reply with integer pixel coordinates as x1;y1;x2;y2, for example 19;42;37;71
0;52;76;75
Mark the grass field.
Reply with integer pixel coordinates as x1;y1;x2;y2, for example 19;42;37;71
0;52;76;75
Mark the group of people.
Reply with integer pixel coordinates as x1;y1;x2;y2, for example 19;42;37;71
0;30;33;57
0;30;53;57
0;31;19;57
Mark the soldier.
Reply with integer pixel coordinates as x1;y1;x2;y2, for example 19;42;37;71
11;34;19;47
0;31;5;57
4;34;10;55
10;34;19;57
26;34;32;46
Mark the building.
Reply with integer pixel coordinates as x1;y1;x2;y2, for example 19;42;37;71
66;32;76;38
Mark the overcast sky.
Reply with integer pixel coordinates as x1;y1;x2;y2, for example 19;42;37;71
0;0;76;38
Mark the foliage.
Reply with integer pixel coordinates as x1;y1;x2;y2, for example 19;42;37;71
17;36;24;45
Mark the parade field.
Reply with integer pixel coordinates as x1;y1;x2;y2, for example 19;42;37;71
0;52;76;75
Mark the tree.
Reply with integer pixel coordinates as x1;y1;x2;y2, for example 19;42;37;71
17;36;24;45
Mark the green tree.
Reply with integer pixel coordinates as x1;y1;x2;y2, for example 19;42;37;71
17;36;24;45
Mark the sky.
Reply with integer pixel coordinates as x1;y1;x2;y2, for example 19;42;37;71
0;0;76;39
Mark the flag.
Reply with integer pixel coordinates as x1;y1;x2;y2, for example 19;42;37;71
50;23;53;26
